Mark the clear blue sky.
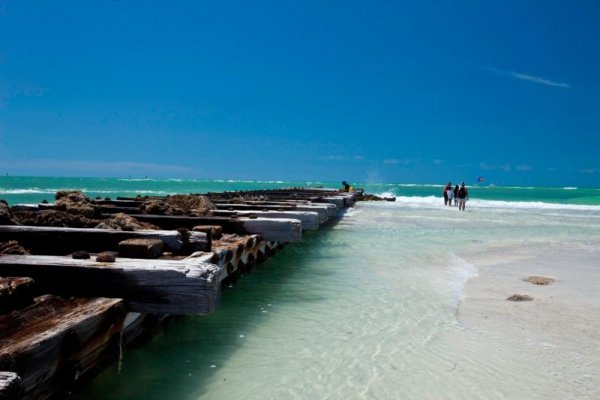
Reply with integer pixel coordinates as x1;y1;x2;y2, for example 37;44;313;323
1;0;599;186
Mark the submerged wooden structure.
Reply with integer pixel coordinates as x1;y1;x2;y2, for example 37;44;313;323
0;187;360;399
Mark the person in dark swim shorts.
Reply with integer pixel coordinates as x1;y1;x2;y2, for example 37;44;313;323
457;182;469;211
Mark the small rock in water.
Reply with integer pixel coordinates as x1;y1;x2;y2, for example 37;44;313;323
506;294;534;302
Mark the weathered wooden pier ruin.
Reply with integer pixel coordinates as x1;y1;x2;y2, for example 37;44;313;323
0;187;364;399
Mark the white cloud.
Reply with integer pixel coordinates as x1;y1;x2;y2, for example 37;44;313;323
433;159;443;165
516;164;533;171
579;168;598;174
509;72;570;88
489;67;570;89
383;158;418;166
481;162;532;173
319;155;364;161
0;159;194;175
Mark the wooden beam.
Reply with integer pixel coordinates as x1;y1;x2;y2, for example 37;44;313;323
211;210;320;230
0;255;220;315
0;225;209;254
0;295;125;400
121;214;302;242
213;203;333;222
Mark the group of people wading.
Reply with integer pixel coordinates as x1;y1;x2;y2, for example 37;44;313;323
443;182;469;211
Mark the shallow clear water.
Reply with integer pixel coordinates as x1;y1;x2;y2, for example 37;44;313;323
64;196;599;400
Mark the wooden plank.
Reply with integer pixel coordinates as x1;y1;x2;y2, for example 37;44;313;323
0;295;125;400
121;214;302;242
318;196;346;208
216;200;339;218
0;225;209;254
213;203;332;222
0;255;220;315
0;371;22;399
211;210;320;230
239;217;302;242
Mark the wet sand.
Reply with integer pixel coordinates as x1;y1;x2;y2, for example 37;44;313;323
446;242;600;399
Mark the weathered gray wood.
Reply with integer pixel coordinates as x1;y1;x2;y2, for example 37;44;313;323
319;196;346;208
0;225;209;254
0;295;125;400
289;202;338;218
0;371;22;399
122;214;302;242
214;203;295;210
0;255;220;314
211;210;320;230
240;217;302;242
213;203;333;222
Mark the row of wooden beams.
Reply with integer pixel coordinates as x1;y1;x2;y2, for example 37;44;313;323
0;255;220;315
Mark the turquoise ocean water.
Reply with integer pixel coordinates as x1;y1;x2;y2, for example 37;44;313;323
1;176;600;206
1;177;599;399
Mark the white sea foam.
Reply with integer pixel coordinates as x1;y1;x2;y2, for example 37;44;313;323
470;198;600;211
378;195;600;212
0;188;52;194
0;187;171;195
448;255;478;304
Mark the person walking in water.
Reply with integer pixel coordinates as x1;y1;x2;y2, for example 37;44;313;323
457;182;469;211
442;182;451;205
447;184;454;206
453;184;459;206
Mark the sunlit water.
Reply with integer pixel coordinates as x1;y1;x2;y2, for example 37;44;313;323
63;197;599;400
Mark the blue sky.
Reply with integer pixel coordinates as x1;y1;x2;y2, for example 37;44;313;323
0;0;599;186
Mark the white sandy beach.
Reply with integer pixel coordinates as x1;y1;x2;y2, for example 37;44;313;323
442;242;600;399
